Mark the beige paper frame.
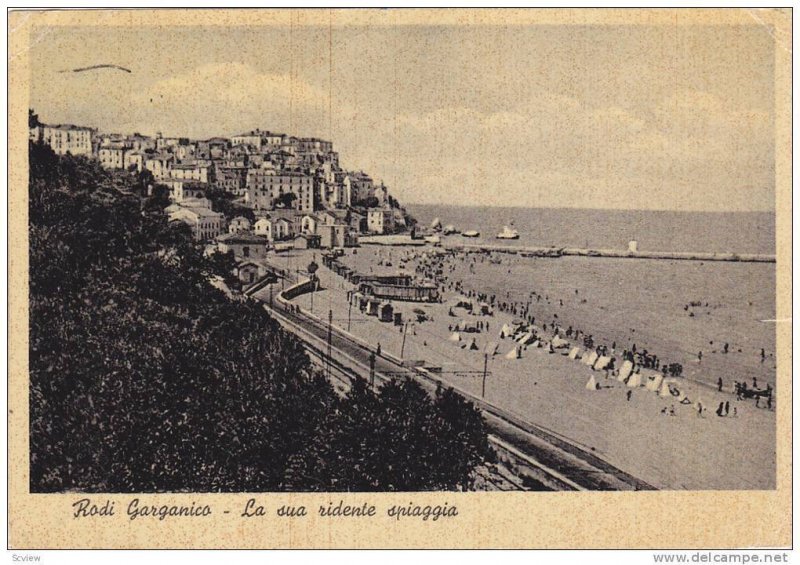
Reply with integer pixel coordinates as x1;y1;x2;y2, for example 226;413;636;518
7;8;792;549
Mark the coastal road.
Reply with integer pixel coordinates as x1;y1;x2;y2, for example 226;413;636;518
249;277;656;492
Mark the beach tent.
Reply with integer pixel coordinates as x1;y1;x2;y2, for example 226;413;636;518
594;356;612;371
504;346;521;360
449;332;461;342
499;323;513;339
568;347;581;360
516;332;536;345
645;373;663;392
617;360;634;382
551;336;570;349
485;341;499;356
627;372;643;388
532;340;542;348
584;351;599;367
585;375;599;391
659;379;679;398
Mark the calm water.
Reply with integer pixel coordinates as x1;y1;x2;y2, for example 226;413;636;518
408;205;776;255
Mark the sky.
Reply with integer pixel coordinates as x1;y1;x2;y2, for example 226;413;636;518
29;21;776;211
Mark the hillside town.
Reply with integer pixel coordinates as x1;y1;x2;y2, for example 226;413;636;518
29;114;413;275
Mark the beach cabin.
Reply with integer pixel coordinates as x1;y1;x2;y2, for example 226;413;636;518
378;302;394;323
365;298;380;316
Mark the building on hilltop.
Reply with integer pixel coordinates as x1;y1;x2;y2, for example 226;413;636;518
30;123;93;156
245;169;315;213
367;208;394;234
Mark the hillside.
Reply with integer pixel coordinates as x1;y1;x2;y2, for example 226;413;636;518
28;141;491;493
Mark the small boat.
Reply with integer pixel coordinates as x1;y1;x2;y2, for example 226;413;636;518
462;230;480;238
442;224;459;235
496;225;519;240
431;217;442;231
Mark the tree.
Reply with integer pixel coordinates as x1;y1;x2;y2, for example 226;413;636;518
275;192;297;209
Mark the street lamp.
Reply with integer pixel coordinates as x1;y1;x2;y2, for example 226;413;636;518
482;352;489;399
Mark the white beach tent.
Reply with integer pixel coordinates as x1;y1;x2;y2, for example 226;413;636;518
585;375;599;390
551;336;570;349
659;379;678;398
594;356;611;371
568;347;581;360
485;341;499;356
617;360;634;382
645;373;663;392
584;351;599;367
517;332;536;345
499;323;513;339
449;332;461;342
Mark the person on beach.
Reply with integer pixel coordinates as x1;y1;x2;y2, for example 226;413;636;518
724;401;730;416
669;405;676;417
716;402;725;417
626;390;632;402
376;343;382;357
698;351;703;363
718;377;723;392
755;396;760;408
752;377;758;389
761;348;766;362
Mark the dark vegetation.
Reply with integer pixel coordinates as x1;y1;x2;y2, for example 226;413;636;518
29;141;492;492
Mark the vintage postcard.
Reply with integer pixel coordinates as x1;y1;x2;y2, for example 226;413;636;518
7;7;792;550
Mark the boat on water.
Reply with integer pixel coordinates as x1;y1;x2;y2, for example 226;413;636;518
462;230;480;238
496;225;520;240
442;224;459;235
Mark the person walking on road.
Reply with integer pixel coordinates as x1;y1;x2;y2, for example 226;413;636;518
376;342;382;357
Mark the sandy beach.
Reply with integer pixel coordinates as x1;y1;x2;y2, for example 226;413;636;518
275;246;776;490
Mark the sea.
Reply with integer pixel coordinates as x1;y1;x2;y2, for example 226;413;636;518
406;205;776;255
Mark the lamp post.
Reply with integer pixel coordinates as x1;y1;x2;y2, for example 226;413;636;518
400;322;409;359
369;351;376;391
347;298;353;332
482;353;489;399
